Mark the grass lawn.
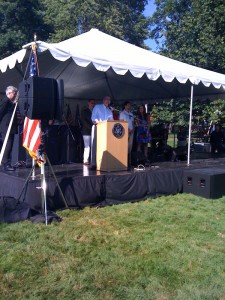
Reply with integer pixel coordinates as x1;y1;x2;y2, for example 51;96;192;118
0;193;225;300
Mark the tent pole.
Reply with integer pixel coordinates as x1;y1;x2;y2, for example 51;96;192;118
173;99;176;148
187;85;194;166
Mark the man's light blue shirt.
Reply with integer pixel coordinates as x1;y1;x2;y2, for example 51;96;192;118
91;104;113;123
119;110;134;130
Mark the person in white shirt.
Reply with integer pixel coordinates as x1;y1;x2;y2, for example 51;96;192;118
119;101;134;161
90;96;113;167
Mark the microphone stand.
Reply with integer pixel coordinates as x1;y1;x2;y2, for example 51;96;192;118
62;115;76;164
109;106;120;113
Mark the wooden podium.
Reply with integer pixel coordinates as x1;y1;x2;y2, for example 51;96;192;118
96;120;128;171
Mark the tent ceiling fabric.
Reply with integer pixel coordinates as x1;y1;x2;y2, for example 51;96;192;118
0;28;225;100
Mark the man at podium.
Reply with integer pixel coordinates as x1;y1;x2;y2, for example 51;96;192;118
90;96;114;168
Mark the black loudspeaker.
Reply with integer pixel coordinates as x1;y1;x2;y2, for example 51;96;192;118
193;142;211;153
55;79;64;121
11;125;26;165
183;168;225;199
18;77;57;120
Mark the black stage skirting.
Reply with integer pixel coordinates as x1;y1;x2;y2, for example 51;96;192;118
1;159;225;212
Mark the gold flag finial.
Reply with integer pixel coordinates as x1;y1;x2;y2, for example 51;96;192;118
32;33;37;51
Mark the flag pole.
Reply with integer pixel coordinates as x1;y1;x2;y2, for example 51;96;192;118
34;32;48;225
31;158;36;179
23;33;49;225
40;154;48;226
31;33;37;179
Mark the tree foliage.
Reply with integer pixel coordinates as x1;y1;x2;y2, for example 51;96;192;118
0;0;50;59
0;0;150;59
150;99;190;126
149;0;225;73
202;99;225;126
41;0;150;47
150;98;225;129
40;0;80;42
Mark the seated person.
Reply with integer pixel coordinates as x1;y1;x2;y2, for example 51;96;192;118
210;125;223;154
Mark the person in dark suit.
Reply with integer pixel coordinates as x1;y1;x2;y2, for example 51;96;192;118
0;86;20;171
81;99;95;165
210;124;223;154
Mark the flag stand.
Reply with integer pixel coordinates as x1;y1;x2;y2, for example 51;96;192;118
40;155;48;225
21;121;70;225
15;147;69;226
31;158;36;179
37;135;69;225
21;151;69;226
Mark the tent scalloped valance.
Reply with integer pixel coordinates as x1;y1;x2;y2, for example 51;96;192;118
1;29;225;92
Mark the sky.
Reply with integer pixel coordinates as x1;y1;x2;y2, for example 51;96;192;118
144;0;157;51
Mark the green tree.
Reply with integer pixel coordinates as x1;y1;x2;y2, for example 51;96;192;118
202;99;225;126
0;0;150;58
41;0;150;47
150;99;191;127
40;0;80;42
150;100;174;125
0;0;50;59
149;0;225;73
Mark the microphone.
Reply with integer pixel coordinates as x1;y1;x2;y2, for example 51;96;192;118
109;105;120;113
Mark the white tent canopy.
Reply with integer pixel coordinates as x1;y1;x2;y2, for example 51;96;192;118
0;28;225;101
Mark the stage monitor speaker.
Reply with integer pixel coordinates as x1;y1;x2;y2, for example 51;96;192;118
193;142;211;153
19;77;57;120
183;168;225;199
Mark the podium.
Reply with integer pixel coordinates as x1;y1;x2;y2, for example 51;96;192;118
96;120;128;171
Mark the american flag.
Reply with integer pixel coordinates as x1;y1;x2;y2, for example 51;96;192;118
22;43;41;160
29;46;38;76
23;117;41;159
